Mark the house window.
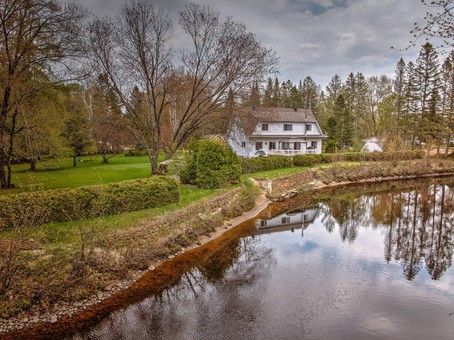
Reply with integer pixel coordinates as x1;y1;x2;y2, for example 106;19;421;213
256;142;263;150
241;141;246;148
308;141;317;149
306;124;312;132
283;124;293;131
294;142;301;150
269;142;276;150
260;220;267;227
282;142;290;150
262;123;269;131
281;216;291;224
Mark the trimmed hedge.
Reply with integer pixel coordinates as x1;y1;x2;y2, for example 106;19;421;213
293;150;425;167
240;155;293;174
0;176;179;230
240;151;425;173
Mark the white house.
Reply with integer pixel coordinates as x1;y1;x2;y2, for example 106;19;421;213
227;108;326;157
254;206;320;236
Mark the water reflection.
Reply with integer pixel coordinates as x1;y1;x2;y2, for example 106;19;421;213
255;180;454;281
76;178;454;340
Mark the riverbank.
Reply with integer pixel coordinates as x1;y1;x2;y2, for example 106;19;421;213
2;157;454;338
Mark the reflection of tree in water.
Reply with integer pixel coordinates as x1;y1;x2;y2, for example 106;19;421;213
319;181;454;281
152;236;274;302
102;236;275;339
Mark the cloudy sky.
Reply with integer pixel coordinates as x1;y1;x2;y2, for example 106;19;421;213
73;0;437;88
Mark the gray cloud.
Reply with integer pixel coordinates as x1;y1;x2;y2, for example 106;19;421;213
72;0;435;87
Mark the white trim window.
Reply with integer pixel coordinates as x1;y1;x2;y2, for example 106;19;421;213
256;142;263;150
262;123;269;131
283;124;292;131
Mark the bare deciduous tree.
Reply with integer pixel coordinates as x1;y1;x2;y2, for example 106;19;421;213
88;1;173;174
88;1;277;174
410;0;453;49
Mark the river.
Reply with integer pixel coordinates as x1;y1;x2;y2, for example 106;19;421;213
73;178;454;340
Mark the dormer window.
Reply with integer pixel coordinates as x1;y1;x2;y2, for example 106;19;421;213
262;123;269;131
283;124;292;131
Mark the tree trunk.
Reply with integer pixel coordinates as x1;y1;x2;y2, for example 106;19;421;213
29;160;37;172
101;153;109;163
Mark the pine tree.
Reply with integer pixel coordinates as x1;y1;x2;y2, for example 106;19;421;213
333;94;354;150
404;61;420;149
326;74;343;102
225;87;235;116
271;77;281;108
301;76;318;111
354;72;369;137
248;81;261;108
415;42;441;150
441;52;454;154
263;78;273;108
394;58;407;145
289;85;302;108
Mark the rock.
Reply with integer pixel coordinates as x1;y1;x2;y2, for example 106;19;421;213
148;265;155;271
50;315;58;324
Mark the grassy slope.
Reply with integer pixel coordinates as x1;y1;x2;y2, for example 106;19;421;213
3;154;159;195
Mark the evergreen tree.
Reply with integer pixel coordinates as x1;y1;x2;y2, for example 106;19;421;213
394;58;407;145
441;52;454;153
225;87;235;116
263;78;273;108
415;42;441;149
247;81;261;108
271;77;281;108
333;94;354;150
326;74;343;103
289;85;302;108
353;72;369;137
301;76;318;111
404;61;420;149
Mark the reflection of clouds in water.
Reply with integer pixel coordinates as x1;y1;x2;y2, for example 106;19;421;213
75;179;454;340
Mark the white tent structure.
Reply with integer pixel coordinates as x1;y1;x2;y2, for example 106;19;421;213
361;141;383;152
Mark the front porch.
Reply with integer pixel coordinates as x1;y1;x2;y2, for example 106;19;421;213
253;139;321;156
266;149;317;155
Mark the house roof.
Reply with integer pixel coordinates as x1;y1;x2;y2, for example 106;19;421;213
255;108;317;123
232;107;320;135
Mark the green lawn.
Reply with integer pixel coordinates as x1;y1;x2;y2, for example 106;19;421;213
3;154;160;195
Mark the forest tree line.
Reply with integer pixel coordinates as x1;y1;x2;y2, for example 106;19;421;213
0;0;452;189
239;43;454;154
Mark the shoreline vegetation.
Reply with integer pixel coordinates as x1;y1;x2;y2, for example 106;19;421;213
2;156;454;338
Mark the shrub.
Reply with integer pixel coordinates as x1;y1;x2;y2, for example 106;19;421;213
240;155;293;174
293;150;425;167
180;139;241;189
0;176;179;230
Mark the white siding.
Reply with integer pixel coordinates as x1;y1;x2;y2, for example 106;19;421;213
253;122;322;136
227;121;254;157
